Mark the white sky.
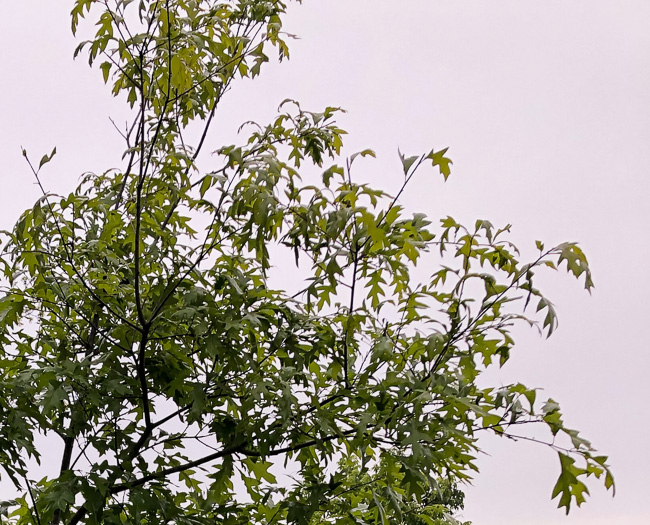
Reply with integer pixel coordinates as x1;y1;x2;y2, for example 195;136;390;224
1;1;649;524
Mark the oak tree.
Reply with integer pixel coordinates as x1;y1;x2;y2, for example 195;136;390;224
0;1;612;524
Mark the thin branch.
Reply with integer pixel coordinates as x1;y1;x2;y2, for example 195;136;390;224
136;331;152;430
24;477;43;525
134;47;148;328
51;435;75;525
110;429;357;495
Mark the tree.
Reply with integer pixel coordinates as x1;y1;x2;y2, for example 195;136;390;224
0;1;613;524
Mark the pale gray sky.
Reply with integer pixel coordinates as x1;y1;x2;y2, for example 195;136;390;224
1;1;649;524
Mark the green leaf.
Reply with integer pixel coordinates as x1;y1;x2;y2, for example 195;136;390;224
38;147;57;169
350;148;376;165
100;61;111;83
399;149;419;175
426;147;453;180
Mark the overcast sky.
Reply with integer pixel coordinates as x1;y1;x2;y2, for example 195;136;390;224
1;1;649;524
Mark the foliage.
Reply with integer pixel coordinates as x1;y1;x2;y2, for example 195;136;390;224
306;455;471;525
0;1;612;524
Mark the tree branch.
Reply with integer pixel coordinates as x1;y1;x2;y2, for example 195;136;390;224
136;331;152;430
110;429;357;496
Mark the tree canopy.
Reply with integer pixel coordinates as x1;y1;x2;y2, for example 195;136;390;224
0;1;612;524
